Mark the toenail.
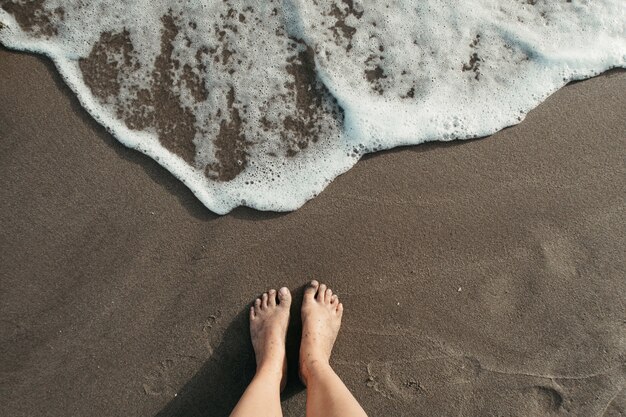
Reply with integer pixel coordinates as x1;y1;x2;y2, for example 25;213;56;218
279;287;288;295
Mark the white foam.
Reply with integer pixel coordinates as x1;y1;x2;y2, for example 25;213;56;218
1;0;624;213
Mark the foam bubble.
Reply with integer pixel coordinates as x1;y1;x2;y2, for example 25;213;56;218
0;0;624;213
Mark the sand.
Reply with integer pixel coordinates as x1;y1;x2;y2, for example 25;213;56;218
0;46;625;416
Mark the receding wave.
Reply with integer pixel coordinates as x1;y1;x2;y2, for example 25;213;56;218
1;0;624;213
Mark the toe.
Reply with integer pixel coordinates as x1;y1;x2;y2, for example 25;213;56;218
249;306;256;320
254;298;261;312
278;287;292;308
325;288;333;303
304;280;319;300
337;302;344;316
268;289;277;307
317;284;327;302
331;294;338;305
261;292;268;309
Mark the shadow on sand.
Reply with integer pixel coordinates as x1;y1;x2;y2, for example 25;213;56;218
154;284;309;417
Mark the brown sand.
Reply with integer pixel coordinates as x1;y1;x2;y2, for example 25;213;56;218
1;47;625;416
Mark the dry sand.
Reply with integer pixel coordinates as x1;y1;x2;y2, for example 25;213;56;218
0;46;625;416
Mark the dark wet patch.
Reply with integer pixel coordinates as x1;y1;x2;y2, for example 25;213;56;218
362;34;388;95
221;47;233;65
180;42;209;103
79;30;136;100
341;0;364;18
1;0;64;37
365;65;386;82
281;42;344;157
205;87;250;181
143;13;198;163
122;88;153;131
330;5;356;44
182;63;208;103
327;0;363;51
195;2;260;181
462;34;482;80
79;12;199;164
365;64;387;94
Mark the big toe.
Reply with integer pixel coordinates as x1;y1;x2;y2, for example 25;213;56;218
278;287;292;308
304;280;319;301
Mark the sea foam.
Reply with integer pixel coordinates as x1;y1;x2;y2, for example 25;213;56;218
1;0;624;214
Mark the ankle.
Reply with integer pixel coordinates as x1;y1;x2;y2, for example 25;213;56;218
256;346;285;372
254;364;283;384
300;357;333;382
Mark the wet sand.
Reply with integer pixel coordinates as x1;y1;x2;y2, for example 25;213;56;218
0;47;625;416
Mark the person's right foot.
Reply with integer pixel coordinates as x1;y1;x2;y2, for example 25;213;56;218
250;287;291;391
299;280;343;386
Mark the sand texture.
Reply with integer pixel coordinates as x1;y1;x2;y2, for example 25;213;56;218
1;47;625;416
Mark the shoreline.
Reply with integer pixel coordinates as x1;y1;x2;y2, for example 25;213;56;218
1;47;625;417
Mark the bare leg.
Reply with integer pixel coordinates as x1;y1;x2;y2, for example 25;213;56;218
230;288;292;417
300;280;368;417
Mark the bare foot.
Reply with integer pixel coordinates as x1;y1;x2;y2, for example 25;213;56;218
250;287;291;391
299;280;343;386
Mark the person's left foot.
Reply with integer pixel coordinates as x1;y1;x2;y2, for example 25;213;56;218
249;287;291;391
